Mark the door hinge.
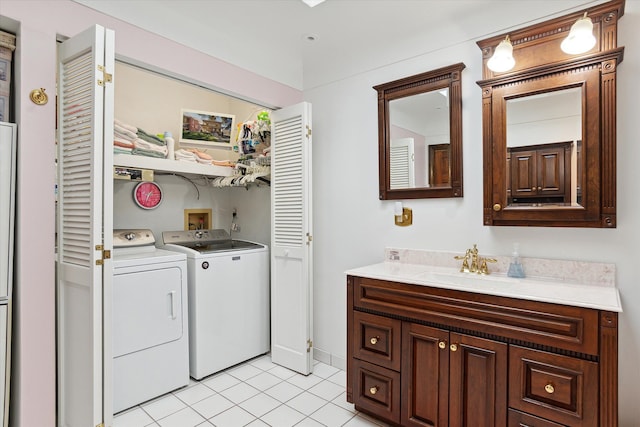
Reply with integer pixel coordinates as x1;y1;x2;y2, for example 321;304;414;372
306;233;313;245
306;125;311;138
96;423;104;427
307;339;313;352
95;245;111;265
97;65;113;86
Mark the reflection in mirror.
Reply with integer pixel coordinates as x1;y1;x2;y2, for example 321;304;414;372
375;63;465;200
506;87;582;207
389;89;450;189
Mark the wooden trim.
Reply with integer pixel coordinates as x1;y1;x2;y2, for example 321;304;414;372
599;311;618;426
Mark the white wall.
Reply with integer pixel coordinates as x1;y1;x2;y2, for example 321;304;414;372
306;3;640;423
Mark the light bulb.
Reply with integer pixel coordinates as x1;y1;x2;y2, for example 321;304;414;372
561;13;597;55
487;36;515;73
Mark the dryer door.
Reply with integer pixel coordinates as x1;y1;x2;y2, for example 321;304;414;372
113;264;184;357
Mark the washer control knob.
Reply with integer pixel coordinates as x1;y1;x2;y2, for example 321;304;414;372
125;233;135;241
195;231;203;239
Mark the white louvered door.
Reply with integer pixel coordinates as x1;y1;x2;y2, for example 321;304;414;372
270;102;313;375
57;25;114;427
390;137;415;189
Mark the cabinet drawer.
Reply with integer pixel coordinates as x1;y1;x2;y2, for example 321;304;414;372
353;311;401;371
508;409;566;427
353;359;401;424
509;346;597;426
353;277;599;355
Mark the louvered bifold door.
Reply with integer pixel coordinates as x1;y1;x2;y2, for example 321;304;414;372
270;102;313;375
389;137;415;189
57;24;115;427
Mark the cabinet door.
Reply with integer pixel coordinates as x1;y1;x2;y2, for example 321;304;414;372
401;322;449;427
536;146;566;197
449;333;507;427
510;149;537;198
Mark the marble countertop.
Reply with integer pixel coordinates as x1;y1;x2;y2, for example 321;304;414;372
346;260;622;313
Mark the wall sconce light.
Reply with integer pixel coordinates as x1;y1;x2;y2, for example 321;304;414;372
561;12;596;55
394;202;413;227
487;35;515;72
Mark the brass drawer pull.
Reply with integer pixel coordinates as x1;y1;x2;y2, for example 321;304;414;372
438;341;446;349
545;383;555;394
370;336;379;345
450;344;458;352
369;386;379;395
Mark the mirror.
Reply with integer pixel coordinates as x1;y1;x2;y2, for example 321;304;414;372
476;0;624;228
506;87;582;207
375;63;465;200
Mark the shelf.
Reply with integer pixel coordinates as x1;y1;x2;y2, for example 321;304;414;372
114;154;234;178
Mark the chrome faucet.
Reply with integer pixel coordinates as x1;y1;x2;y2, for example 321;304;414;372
455;244;497;275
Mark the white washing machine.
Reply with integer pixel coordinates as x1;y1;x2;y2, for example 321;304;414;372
162;229;269;380
112;229;190;413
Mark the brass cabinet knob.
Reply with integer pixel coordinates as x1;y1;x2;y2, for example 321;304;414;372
532;187;536;191
545;384;555;394
438;341;446;349
370;336;379;345
538;186;542;191
493;203;502;212
369;386;379;395
450;344;458;352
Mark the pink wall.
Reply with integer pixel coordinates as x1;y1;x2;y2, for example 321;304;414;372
0;1;302;426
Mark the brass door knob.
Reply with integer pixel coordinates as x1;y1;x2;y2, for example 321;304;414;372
369;386;379;395
493;203;502;212
438;341;446;349
450;344;458;352
545;384;555;394
370;336;379;345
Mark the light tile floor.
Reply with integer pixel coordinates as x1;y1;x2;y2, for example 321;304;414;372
113;356;390;427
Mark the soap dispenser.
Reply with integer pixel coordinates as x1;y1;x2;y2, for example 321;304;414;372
507;243;525;278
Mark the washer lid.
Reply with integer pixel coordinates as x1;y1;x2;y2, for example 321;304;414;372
113;229;156;248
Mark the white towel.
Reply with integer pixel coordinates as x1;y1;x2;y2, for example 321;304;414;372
114;119;138;134
133;138;168;155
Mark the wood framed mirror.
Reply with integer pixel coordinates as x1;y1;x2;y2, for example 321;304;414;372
477;0;624;227
375;63;465;200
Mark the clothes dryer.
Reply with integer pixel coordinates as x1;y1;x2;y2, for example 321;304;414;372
112;229;189;413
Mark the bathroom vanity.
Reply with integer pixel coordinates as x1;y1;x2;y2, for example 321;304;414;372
346;251;621;427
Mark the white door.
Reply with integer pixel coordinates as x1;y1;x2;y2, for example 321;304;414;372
390;137;415;189
57;24;114;427
270;102;313;375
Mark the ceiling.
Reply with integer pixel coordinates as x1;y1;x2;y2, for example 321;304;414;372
71;0;607;91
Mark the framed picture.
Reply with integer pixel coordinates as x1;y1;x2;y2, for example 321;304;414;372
180;109;235;148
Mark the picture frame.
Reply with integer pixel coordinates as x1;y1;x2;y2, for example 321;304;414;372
180;109;235;148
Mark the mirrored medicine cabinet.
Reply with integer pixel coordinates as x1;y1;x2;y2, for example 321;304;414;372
375;63;465;200
476;0;625;228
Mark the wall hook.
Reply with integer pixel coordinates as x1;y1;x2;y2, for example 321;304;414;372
29;88;48;105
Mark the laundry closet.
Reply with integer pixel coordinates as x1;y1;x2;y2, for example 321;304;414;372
56;25;313;427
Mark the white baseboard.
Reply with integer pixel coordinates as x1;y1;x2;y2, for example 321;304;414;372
313;348;346;371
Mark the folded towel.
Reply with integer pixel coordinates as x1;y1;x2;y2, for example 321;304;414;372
114;119;138;134
114;147;132;155
132;147;167;158
212;159;235;167
137;128;166;146
196;157;212;165
134;138;168;156
114;138;135;149
175;149;198;160
187;149;213;160
114;124;138;141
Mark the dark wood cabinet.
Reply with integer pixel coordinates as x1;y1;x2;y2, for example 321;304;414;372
508;142;572;204
346;275;618;427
